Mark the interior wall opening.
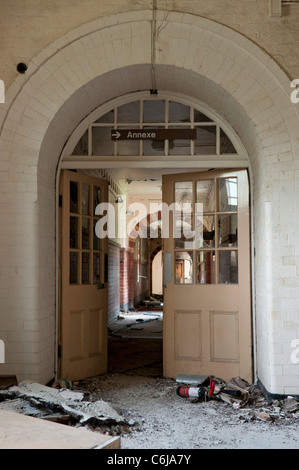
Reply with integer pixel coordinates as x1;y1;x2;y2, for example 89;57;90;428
58;93;252;382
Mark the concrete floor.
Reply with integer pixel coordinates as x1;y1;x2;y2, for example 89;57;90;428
108;312;163;376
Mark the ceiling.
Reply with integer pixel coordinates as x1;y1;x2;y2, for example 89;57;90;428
108;167;204;197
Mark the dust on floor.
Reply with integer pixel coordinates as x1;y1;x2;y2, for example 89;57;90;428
73;372;299;450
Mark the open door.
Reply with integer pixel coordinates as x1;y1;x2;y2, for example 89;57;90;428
162;169;252;383
59;170;109;381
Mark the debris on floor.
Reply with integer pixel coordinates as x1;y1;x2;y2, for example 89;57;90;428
136;295;163;310
108;311;163;338
176;374;299;423
0;380;134;436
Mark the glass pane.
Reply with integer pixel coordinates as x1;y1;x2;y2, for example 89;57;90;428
197;251;216;284
82;252;90;284
70;252;79;285
93;186;101;213
219;251;238;284
195;126;217;154
92;127;114;156
82;183;90;215
194;109;213;123
82;217;90;250
174;181;193;247
70;217;79;249
72;130;88;155
93;219;100;250
196;180;216;213
168;139;191;155
195;215;215;248
218;178;238;212
175;181;193;205
117;126;139;156
169;102;190;122
175;214;194;249
175;251;193;284
93;253;100;284
220;129;237;154
95;110;114;123
143;100;165;122
143;126;165;155
219;214;238;247
117;102;140;122
70;181;79;214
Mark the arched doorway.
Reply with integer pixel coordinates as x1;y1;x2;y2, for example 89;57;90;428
58;93;251;381
0;11;297;392
152;250;163;296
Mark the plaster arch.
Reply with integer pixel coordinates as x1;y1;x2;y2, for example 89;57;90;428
0;10;298;390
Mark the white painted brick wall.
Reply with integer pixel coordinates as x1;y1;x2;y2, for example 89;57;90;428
0;6;298;392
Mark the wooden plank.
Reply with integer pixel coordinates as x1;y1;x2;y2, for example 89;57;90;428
0;410;120;449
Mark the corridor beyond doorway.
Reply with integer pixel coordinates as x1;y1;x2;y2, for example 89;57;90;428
108;310;163;376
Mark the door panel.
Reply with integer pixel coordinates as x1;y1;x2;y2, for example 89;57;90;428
59;170;108;381
162;169;252;382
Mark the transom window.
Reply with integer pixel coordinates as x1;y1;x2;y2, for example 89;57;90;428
71;98;238;158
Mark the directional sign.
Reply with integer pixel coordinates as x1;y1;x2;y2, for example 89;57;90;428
111;129;196;141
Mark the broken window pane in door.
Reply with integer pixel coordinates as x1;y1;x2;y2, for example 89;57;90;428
196;215;215;248
196;180;215;213
175;251;193;284
219;251;238;284
196;251;216;284
218;178;238;212
174;182;193;248
219;214;238;247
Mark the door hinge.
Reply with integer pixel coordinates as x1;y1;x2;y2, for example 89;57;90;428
59;195;63;207
58;345;62;358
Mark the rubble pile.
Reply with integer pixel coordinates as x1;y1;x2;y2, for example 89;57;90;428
0;374;299;442
176;375;299;424
0;380;134;436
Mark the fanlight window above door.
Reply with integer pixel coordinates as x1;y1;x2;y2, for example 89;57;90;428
71;98;239;158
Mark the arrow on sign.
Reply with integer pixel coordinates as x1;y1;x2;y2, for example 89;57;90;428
111;131;121;140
